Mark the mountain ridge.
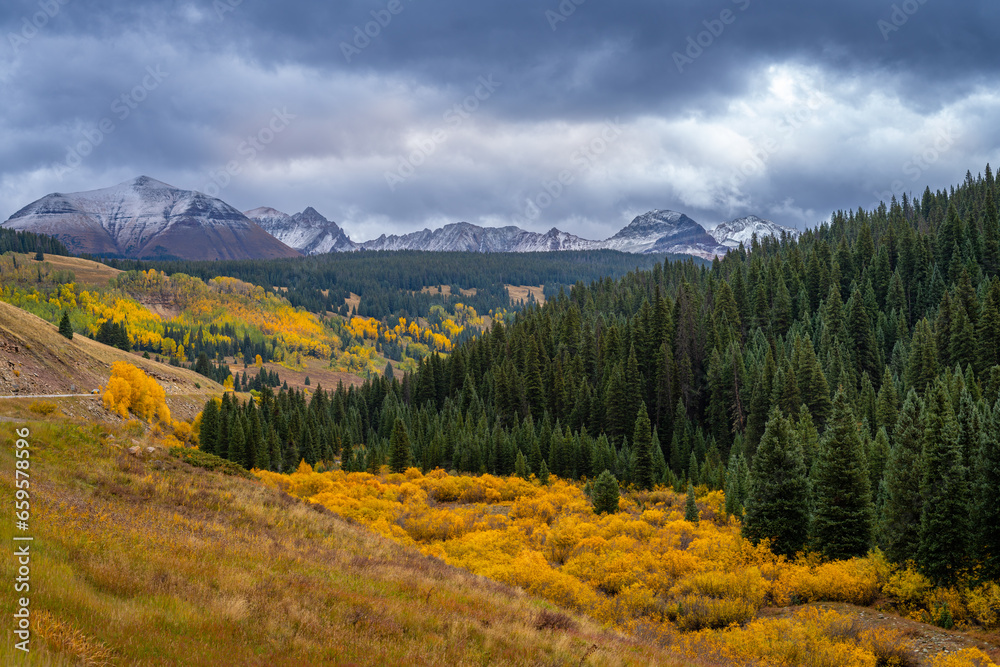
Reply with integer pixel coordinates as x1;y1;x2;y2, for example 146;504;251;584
4;176;797;261
710;215;801;249
246;206;358;255
1;176;301;260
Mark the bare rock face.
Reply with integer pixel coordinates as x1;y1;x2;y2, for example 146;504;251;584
357;211;731;259
710;215;801;249
2;176;301;261
360;222;599;253
245;206;358;255
601;210;729;258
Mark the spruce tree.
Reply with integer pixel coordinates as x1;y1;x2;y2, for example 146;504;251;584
388;418;411;473
58;311;73;340
868;427;891;501
199;398;220;455
974;399;1000;580
684;482;700;523
229;416;246;468
633;402;654;490
918;382;970;585
812;389;875;560
724;449;749;517
514;449;528;479
538;459;550;485
742;407;811;557
592;470;620;514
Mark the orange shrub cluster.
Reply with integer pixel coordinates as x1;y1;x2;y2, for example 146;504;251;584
102;361;170;423
248;466;1000;665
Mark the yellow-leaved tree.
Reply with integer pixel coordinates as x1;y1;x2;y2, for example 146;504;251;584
102;361;171;423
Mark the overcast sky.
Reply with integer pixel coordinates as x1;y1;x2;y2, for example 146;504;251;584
2;0;999;241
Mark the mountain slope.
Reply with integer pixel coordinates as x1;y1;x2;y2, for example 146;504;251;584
0;299;219;412
0;414;693;666
361;222;598;253
710;215;801;249
602;210;729;258
358;212;730;258
2;176;300;260
246;206;359;255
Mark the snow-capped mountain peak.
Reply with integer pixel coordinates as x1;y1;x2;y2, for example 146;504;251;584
600;210;727;258
245;206;358;255
710;215;801;249
2;176;298;260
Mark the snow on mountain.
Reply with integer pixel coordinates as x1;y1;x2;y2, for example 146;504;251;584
4;174;775;263
600;210;729;258
360;222;599;253
246;206;358;255
2;176;299;260
355;210;731;258
710;215;800;249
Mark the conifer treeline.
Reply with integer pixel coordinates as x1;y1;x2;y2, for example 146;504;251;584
107;250;675;320
200;166;1000;585
0;228;69;256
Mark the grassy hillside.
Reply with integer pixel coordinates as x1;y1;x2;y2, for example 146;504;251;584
0;300;220;417
0;414;694;666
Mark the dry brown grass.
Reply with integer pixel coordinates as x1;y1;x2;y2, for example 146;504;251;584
26;253;122;286
228;356;365;392
0;300;221;409
344;292;361;312
506;284;546;306
418;285;478;298
0;418;698;666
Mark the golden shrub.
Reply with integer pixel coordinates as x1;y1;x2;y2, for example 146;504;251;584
29;400;57;415
966;582;1000;629
102;362;170;423
929;648;998;667
883;566;934;612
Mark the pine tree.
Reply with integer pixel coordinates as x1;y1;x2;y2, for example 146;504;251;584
868;427;891;503
388;418;411;473
742;407;810;556
229;416;246;468
58;311;73;340
199;398;220;455
684;482;699;523
918;382;970;585
974;399;1000;580
515;449;528;479
538;459;550;485
633;402;654;490
592;470;620;514
812;389;875;560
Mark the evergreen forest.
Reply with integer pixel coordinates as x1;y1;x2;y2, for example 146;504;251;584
199;167;1000;587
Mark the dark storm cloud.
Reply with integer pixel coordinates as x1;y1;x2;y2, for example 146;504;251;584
1;0;999;238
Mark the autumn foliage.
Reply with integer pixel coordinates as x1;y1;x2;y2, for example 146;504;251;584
102;361;171;423
254;466;1000;666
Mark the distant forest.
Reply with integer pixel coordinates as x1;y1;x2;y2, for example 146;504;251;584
203;166;1000;587
0;228;69;256
104;250;683;320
